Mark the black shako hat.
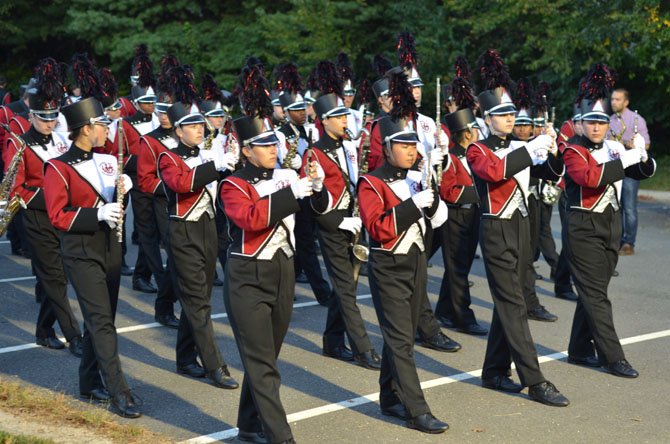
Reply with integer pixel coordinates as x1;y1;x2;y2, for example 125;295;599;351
313;93;349;121
167;101;205;127
233;116;279;146
445;108;480;134
378;116;419;145
61;97;111;130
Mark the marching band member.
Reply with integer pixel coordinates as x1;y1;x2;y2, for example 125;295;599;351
468;49;568;407
7;58;82;356
43;97;141;417
220;114;313;444
563;64;655;377
359;115;449;433
157;100;239;389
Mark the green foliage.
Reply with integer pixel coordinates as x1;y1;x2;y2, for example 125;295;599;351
1;0;668;151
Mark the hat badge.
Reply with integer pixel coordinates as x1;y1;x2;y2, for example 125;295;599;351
500;89;512;104
593;100;605;113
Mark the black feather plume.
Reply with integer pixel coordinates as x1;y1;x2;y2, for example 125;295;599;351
514;77;534;110
158;54;180;95
315;60;342;96
201;74;224;103
132;43;155;88
336;52;355;82
275;62;303;94
388;69;417;121
240;65;272;119
33;58;63;105
477;49;513;91
453;55;472;84
358;79;373;105
170;65;199;105
451;77;476;110
534;81;551;114
582;63;617;101
372;54;393;78
396;31;418;69
98;68;118;103
71;53;101;100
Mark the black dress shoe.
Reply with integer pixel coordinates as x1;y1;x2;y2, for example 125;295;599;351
120;263;133;276
568;355;601;368
36;336;65;350
604;359;639;378
133;277;157;293
315;291;332;307
381;403;409;420
436;316;456;329
556;291;579;301
481;375;523;393
527;306;558;322
237;430;267;444
549;268;557;282
208;366;239;389
468;280;474;287
277;439;296;444
213;276;223;287
354;349;382;370
528;381;570;407
535;272;543;280
457;323;488;336
177;362;207;378
419;332;461;353
155;313;180;329
80;387;111;402
68;336;83;357
322;344;354;362
295;271;309;283
406;413;449;434
110;390;142;418
612;270;619;277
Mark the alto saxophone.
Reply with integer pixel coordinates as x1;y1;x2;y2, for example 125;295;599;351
281;123;300;169
351;126;372;283
0;123;27;236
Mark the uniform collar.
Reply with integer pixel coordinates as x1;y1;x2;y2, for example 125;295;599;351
450;143;467;157
174;142;200;158
578;135;604;151
68;144;94;161
26;126;53;147
487;134;511;151
128;110;153;124
239;161;274;183
377;161;408;181
319;132;343;154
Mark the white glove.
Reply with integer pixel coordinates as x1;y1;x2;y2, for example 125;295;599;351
311;162;325;191
526;135;552;165
429;149;444;167
120;174;133;193
633;134;648;162
620;148;642;168
436;130;449;149
200;149;216;162
412;189;435;209
227;137;240;158
544;124;557;141
218;151;238;171
290;153;303;170
338;216;362;235
407;169;423;183
97;202;122;228
290;176;313;199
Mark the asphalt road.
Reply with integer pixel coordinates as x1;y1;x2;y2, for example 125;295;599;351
1;192;669;444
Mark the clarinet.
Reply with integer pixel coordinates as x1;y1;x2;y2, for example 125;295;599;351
116;121;125;243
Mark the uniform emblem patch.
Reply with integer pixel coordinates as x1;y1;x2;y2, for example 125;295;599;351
100;162;115;176
421;121;430;133
56;143;68;154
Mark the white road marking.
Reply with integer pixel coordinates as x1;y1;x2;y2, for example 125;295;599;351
181;329;670;444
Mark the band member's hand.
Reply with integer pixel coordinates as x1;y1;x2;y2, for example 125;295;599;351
544;123;557;140
633;134;648;161
219;152;238;171
97;202;123;228
309;161;325;191
227;137;240;157
338;216;362;235
412;189;435;209
291;177;313;199
620;148;642;168
526;135;552;165
430;148;444;167
119;174;133;194
436;129;449;150
290;154;303;170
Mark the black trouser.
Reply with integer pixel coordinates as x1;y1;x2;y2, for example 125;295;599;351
435;205;480;326
128;187;152;282
224;252;294;444
554;193;574;294
523;195;541;311
23;209;81;341
133;190;175;317
317;224;372;355
480;211;545;387
414;224;444;340
60;227;128;396
215;208;231;275
565;207;625;363
6;208;28;253
168;216;224;371
370;245;431;418
538;200;560;269
294;199;331;301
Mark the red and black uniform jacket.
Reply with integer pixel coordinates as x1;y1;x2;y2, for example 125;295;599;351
466;135;563;218
302;133;352;232
43;145;118;233
121;111;154;178
358;162;440;253
138;126;177;195
157;143;220;220
9;127;70;210
363;112;388;173
119;97;136;118
220;163;300;259
439;143;479;205
563;135;655;211
558;120;576;151
1;103;30;170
